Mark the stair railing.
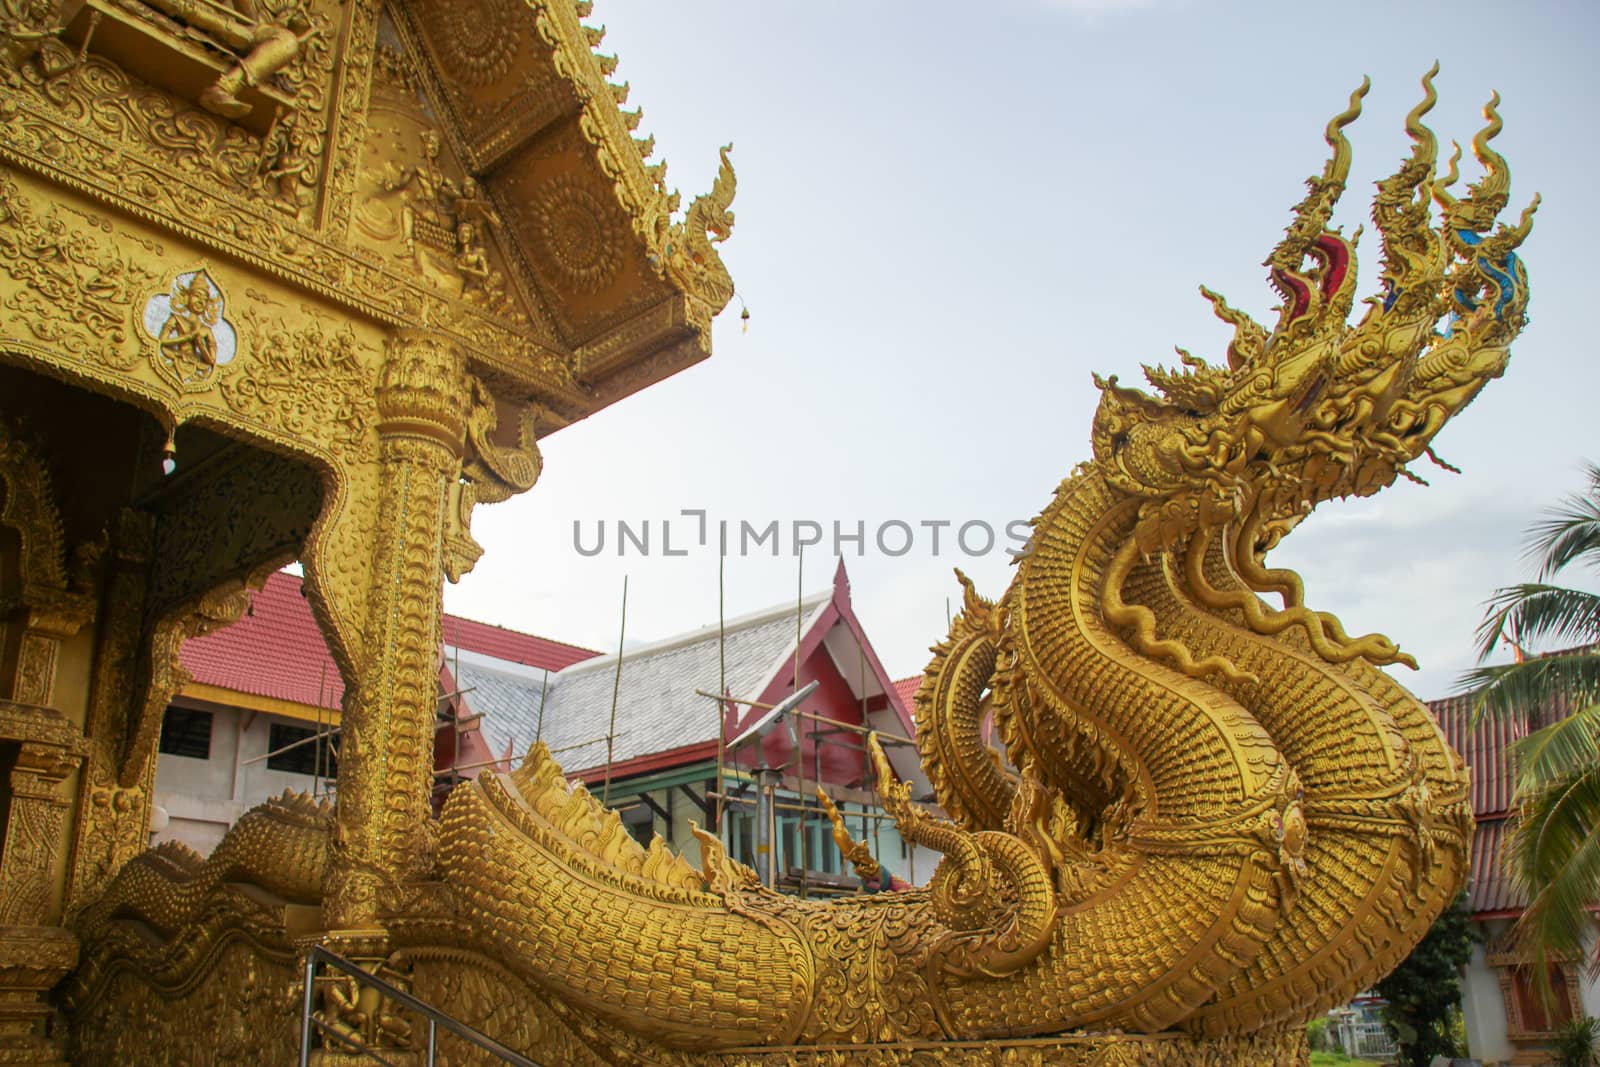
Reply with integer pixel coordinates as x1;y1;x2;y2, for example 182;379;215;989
297;943;543;1067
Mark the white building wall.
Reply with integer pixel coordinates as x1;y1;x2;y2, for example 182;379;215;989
1582;925;1600;1020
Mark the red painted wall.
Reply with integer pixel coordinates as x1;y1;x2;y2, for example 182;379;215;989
733;642;872;788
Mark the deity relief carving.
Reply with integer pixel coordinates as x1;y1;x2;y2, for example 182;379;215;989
361;127;515;314
139;268;238;390
258;108;316;216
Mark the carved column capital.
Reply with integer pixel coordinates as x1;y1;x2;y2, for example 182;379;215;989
376;330;468;454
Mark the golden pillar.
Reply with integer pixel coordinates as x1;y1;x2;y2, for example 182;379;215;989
322;330;466;934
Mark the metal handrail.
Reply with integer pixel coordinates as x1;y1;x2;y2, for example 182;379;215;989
298;944;543;1067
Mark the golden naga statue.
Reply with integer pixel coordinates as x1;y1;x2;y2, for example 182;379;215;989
67;71;1533;1065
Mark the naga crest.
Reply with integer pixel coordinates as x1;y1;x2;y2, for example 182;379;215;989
1094;66;1534;562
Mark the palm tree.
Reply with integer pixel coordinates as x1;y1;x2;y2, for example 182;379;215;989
1460;461;1600;971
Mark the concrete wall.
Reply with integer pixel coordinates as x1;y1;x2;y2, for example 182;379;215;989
151;702;337;855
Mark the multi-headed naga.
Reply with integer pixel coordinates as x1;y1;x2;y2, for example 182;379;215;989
77;71;1533;1061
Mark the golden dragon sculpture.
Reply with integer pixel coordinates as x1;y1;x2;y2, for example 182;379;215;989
70;71;1532;1062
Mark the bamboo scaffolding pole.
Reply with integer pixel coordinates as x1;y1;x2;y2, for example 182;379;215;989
243;724;341;767
857;638;873;866
716;550;727;834
693;690;917;747
602;576;628;806
451;625;462;793
711;792;898;820
534;667;550;743
794;549;806;898
313;660;328;797
441;729;632;778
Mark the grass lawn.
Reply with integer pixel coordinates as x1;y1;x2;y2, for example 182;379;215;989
1309;1054;1383;1067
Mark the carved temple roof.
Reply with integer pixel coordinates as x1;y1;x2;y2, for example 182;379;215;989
392;0;739;427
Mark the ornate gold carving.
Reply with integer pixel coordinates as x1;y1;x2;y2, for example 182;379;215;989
76;790;329;941
7;11;1534;1067
462;375;540;503
415;0;521;90
817;787;883;885
117;578;253;788
655;143;737;322
320;330;465;931
62;509;155;920
408;76;1514;1054
0;169;156;369
141;444;320;620
0;924;79;1067
0;416;95;707
3;0;723;412
375;329;468;451
68;935;299;1065
221;303;379;448
442;477;482;584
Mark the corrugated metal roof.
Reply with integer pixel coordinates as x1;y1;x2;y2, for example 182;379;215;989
1469;817;1524;914
1430;693;1528;819
1429;655;1592;919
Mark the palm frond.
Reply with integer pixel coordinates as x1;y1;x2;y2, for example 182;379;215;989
1473;585;1600;661
1526;479;1600;579
1458;651;1600;725
1506;762;1600;970
1509;702;1600;791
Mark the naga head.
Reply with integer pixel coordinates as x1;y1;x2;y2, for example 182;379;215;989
1091;66;1536;556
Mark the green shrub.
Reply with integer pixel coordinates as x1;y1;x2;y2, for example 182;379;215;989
1554;1016;1600;1067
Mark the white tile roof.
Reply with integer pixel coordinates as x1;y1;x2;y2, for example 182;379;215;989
464;591;831;772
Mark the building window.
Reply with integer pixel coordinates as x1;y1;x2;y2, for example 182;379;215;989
158;707;212;759
1509;964;1576;1034
622;802;655;848
266;722;338;777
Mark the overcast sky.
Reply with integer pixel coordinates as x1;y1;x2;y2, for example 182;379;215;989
445;0;1600;703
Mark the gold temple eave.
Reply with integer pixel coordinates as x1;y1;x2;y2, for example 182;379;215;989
0;0;741;428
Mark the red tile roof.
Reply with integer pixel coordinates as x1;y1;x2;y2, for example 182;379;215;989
439;613;597;671
893;676;922;715
180;571;597;711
